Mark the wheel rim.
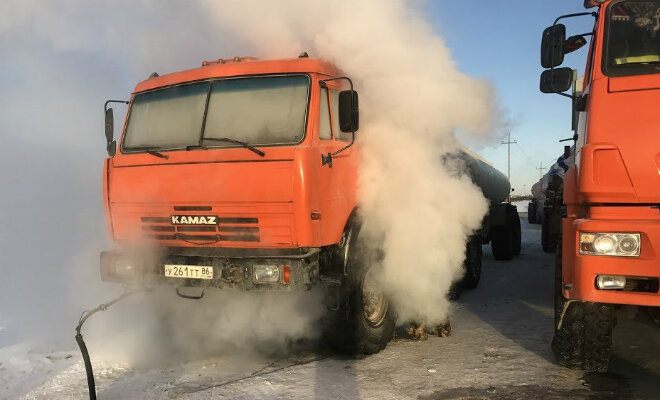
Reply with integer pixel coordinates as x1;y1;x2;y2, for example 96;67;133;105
362;268;388;327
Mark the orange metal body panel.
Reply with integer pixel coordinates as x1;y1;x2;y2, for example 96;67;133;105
103;58;357;249
562;2;660;306
564;207;660;307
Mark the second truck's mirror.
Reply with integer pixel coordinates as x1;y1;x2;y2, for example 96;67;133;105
541;24;566;68
540;68;573;94
564;35;587;54
105;108;114;144
338;90;359;133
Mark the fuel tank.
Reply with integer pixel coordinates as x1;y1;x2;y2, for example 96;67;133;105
447;150;511;204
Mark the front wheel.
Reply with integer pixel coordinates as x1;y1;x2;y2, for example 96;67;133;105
462;237;482;289
323;228;396;355
551;235;613;372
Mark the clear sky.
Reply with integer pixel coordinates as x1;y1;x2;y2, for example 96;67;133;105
425;0;596;194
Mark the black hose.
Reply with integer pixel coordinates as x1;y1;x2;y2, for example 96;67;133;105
75;290;141;400
75;332;97;400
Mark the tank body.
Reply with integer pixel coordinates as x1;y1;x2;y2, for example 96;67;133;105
456;151;511;204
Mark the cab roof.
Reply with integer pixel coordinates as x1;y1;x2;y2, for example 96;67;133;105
133;57;342;93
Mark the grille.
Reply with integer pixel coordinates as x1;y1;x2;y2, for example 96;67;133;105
141;215;260;243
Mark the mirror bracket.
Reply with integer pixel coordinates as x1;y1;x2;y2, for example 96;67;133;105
575;94;588;111
321;153;333;167
319;77;357;159
107;141;117;157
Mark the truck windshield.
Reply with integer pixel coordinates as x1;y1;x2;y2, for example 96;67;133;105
604;0;660;76
123;75;309;151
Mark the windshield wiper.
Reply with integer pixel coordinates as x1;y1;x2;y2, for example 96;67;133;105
201;137;265;157
130;147;169;159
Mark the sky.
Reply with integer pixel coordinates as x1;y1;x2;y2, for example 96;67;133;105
0;0;599;344
428;0;596;193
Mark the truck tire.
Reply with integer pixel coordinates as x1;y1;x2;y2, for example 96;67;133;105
528;201;537;224
323;227;396;355
448;280;463;301
491;206;516;261
551;235;613;372
541;208;557;253
511;208;521;256
462;237;482;289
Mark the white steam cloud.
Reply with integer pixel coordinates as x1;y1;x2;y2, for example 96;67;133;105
198;0;495;323
0;0;499;355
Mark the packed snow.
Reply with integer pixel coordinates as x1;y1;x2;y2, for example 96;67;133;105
1;217;658;400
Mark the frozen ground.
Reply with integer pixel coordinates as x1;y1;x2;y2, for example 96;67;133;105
1;218;658;399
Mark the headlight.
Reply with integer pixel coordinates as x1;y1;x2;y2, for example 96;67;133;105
579;232;640;257
253;265;280;283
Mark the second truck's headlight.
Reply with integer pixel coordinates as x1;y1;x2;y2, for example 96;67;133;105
579;233;640;257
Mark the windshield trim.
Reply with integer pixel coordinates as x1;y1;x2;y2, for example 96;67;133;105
601;0;660;77
119;73;311;155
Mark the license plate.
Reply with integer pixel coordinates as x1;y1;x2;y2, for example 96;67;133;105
164;265;213;280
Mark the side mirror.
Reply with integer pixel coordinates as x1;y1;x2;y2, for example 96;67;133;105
564;35;587;55
540;67;574;93
105;108;114;144
105;108;116;156
541;24;566;68
563;145;571;160
338;90;359;133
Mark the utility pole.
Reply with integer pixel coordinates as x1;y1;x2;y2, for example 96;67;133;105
536;161;545;179
501;131;517;202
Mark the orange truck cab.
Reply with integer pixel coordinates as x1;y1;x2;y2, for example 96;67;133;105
100;55;520;354
540;0;660;372
101;56;359;291
101;55;400;353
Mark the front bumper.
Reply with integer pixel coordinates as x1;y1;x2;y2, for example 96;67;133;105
567;215;660;307
100;246;320;291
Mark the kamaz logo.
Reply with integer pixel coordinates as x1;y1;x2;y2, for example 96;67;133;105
171;215;218;225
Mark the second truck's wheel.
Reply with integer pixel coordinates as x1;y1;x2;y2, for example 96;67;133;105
528;201;537;224
491;206;517;261
511;208;521;256
542;208;557;253
323;227;396;355
551;235;613;372
462;237;482;289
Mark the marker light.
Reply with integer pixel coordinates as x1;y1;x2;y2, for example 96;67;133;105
584;0;607;9
253;265;280;283
282;265;291;284
579;232;640;257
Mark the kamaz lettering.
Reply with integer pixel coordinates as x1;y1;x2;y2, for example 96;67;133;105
170;215;218;225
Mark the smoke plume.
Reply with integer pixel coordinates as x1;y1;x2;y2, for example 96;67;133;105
197;0;495;323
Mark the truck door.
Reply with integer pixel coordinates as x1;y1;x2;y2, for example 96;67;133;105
317;82;358;245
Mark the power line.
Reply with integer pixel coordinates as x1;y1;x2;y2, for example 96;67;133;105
536;162;546;179
501;131;517;202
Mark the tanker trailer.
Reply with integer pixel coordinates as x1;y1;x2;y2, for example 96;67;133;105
529;180;544;224
541;149;574;253
445;150;521;293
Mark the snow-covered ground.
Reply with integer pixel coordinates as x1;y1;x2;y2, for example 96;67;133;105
1;219;658;399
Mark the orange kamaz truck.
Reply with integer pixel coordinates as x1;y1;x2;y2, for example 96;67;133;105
540;0;660;371
100;55;519;354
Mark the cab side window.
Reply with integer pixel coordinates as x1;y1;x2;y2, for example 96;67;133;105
319;87;332;140
331;90;352;142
